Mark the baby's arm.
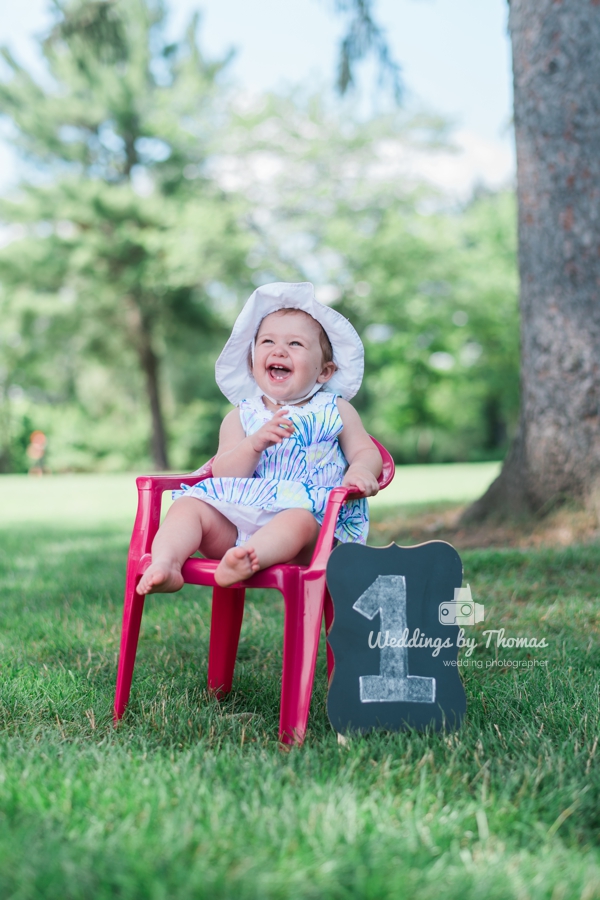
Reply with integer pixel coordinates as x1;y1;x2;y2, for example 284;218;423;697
337;398;383;497
211;407;295;477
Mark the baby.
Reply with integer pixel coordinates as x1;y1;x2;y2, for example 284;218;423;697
137;282;382;594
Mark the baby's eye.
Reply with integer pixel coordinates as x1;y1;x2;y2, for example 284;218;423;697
290;340;303;347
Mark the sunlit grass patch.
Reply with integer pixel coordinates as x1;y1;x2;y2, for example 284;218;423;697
0;476;599;898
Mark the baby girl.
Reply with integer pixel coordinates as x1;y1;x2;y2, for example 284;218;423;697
137;282;382;594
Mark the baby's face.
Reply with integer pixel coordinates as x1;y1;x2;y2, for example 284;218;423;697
253;310;335;405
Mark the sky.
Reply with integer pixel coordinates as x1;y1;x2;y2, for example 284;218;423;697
0;0;514;196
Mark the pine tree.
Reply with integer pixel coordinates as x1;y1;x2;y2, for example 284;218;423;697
0;0;250;469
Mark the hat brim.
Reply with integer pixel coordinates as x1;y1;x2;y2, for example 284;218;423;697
215;282;364;405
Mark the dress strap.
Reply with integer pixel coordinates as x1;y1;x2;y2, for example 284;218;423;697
238;390;341;436
239;396;269;436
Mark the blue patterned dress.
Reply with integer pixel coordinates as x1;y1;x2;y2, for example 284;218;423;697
174;391;369;545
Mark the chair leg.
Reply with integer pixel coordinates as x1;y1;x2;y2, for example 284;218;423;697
279;573;326;746
324;586;335;684
208;586;246;699
114;573;145;722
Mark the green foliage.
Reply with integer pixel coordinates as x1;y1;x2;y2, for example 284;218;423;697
0;0;252;470
335;190;520;462
334;0;402;101
0;487;599;897
0;0;518;472
213;95;519;462
222;89;518;463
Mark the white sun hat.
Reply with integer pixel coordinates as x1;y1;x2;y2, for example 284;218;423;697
215;282;364;405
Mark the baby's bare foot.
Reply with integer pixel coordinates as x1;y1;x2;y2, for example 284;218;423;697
137;560;184;595
215;545;260;587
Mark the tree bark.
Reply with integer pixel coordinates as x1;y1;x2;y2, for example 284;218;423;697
464;0;600;521
127;299;169;470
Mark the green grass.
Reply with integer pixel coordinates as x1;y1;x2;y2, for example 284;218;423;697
369;461;501;509
0;461;501;528
0;472;599;899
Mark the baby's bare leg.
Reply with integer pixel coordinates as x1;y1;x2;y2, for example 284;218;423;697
215;509;319;588
138;497;237;595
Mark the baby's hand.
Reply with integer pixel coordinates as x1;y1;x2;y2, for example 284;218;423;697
342;464;380;498
249;407;295;453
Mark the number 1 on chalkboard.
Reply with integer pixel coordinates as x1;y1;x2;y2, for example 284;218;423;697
353;575;436;704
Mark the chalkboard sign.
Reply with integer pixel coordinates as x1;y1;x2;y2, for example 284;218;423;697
326;541;466;734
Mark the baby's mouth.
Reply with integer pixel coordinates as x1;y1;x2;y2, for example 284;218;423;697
268;365;292;382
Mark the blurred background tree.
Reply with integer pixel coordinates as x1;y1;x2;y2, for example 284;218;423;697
329;190;518;463
223;94;518;463
0;0;252;471
334;0;600;518
0;0;518;474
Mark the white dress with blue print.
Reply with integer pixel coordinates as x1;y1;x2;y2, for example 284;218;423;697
174;391;369;545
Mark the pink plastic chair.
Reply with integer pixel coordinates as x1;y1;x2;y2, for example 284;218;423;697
114;437;395;745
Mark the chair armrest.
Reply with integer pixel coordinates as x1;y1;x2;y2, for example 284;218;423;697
309;436;391;572
370;435;395;491
136;458;214;493
128;461;214;559
308;486;351;572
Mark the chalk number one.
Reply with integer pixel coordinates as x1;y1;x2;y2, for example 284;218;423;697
353;575;436;704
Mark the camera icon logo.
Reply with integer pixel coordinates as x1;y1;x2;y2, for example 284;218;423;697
438;585;484;626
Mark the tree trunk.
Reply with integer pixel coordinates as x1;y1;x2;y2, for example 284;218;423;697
127;299;170;470
464;0;600;521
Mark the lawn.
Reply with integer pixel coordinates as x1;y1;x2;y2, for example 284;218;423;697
0;468;599;899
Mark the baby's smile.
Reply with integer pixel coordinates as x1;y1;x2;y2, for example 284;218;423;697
252;309;336;406
268;364;292;382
